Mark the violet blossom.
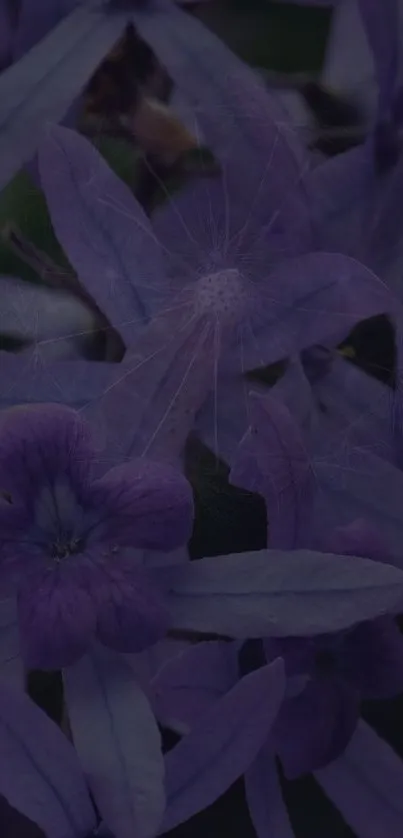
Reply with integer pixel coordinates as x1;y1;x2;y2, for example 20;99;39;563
0;402;193;669
29;121;397;469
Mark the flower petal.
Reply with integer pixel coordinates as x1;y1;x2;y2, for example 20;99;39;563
64;645;165;838
0;353;114;411
83;294;216;469
311;355;396;461
257;251;398;362
0;598;23;691
131;1;309;243
17;567;96;670
39;124;166;340
0;403;94;505
152;176;256;290
160;658;285;833
230;391;315;549
88;459;194;550
0;679;96;838
12;0;79;60
326;518;392;563
164;548;403;638
93;562;170;654
0;274;99;361
273;675;360;778
245;742;294;838
152;641;239;731
357;0;399;118
0;2;135;191
315;720;403;838
341;616;403;699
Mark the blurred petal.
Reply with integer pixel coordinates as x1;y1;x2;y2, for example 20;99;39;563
160;658;285;833
0;2;135;191
316;720;403;838
39;125;166;340
64;645;165;838
245;741;295;838
13;0;79;60
0;403;94;503
0;353;114;410
342;616;403;699
17;568;96;670
89;459;193;549
0;275;98;361
164;548;403;638
357;0;399;118
152;641;239;730
0;598;23;690
0;679;96;838
230;391;314;549
274;675;359;778
93;562;170;654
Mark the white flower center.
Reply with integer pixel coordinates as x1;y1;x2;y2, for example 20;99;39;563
194;268;249;326
33;481;87;562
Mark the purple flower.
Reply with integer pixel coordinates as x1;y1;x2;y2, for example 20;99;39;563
0;403;193;669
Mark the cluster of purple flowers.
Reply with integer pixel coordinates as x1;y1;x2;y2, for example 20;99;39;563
2;1;403;838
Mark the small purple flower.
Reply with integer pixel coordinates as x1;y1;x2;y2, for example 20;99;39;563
0;404;193;670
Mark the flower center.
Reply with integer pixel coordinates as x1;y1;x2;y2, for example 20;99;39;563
195;268;249;326
49;536;85;561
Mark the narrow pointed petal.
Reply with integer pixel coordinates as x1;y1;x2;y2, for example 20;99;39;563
258;252;398;362
357;0;399;118
163;548;403;638
130;2;310;239
38;125;166;340
152;641;239;730
83;294;216;467
313;445;403;563
245;742;294;838
311;355;396;460
274;675;360;778
160;658;285;833
341;616;403;699
13;0;78;60
230;391;314;549
0;679;97;838
64;646;165;838
316;720;403;838
0;2;135;191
